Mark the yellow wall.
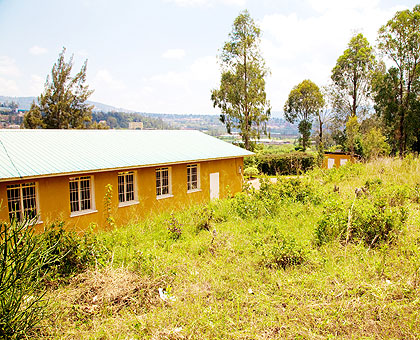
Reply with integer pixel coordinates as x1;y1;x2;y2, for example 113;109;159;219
322;153;354;169
0;158;244;232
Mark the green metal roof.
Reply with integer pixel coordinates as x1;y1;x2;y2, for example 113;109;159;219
0;129;253;180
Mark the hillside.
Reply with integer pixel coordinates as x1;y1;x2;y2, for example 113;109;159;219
0;96;298;137
22;157;420;339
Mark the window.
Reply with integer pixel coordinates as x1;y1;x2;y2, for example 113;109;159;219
6;182;38;221
118;171;137;205
69;176;95;215
156;167;172;198
187;164;200;192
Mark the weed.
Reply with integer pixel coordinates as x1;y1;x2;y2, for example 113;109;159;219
166;214;183;240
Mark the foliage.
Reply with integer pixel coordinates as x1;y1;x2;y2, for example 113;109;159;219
0;218;58;339
193;205;213;232
243;166;259;178
330;33;376;119
38;222;109;283
91;111;171;130
166;214;183;240
315;190;406;247
23;47;93;129
345;115;360;155
256;152;316;175
104;184;115;229
256;233;307;269
360;126;390;160
211;10;271;150
284;79;324;151
375;5;420;155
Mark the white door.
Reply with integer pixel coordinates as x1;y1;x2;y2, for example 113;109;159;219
328;158;335;169
210;172;219;200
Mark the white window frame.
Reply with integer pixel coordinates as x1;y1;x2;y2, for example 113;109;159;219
69;176;97;217
6;181;41;223
118;170;139;207
187;164;201;193
156;167;173;199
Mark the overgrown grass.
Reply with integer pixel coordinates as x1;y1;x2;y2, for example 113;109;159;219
36;157;420;339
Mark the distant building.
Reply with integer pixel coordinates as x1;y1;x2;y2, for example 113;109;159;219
323;151;355;169
129;121;143;130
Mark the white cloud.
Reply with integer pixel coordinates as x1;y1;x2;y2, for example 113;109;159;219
93;69;126;91
29;45;48;56
165;0;245;7
29;74;45;95
0;56;21;77
0;77;19;95
258;3;411;111
162;48;187;60
306;0;380;12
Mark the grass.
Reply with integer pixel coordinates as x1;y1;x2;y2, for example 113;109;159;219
35;157;420;339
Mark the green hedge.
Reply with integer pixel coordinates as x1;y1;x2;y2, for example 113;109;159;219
255;152;316;175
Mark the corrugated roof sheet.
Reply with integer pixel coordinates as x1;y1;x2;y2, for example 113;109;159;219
0;129;253;180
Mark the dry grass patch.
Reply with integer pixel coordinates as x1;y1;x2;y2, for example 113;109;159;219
63;266;165;315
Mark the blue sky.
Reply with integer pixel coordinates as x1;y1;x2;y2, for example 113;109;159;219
0;0;417;115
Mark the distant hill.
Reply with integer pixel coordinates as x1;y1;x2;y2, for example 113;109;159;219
0;96;134;113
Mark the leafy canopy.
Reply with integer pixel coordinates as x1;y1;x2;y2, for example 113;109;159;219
375;5;420;155
284;79;324;151
331;33;376;119
23;47;94;129
211;10;271;150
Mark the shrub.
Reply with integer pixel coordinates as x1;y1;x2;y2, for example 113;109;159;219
256;152;316;175
0;218;59;339
194;205;213;232
38;222;109;283
315;195;406;247
257;233;308;269
243;166;259;178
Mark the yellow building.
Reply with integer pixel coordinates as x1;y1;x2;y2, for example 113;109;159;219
323;151;355;169
0;130;251;231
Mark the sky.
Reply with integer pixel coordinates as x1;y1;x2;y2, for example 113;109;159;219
0;0;418;116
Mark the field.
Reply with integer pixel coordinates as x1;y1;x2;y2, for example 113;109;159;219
33;157;420;339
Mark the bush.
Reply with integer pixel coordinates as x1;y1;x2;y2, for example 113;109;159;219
0;218;59;339
243;166;259;178
256;152;316;175
256;233;308;269
38;222;109;283
315;194;406;247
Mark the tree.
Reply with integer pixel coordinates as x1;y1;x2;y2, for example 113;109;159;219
23;48;93;129
211;10;271;150
375;5;420;155
331;33;376;120
284;79;324;151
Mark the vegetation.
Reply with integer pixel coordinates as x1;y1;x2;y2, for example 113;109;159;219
91;111;171;130
0;218;57;339
211;10;271;150
8;157;414;339
23;48;94;129
375;5;420;155
330;33;376;119
284;79;324;151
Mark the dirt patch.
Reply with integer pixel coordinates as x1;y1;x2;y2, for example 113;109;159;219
62;266;168;316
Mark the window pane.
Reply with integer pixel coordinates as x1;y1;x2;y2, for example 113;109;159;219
7;185;21;221
69;180;79;212
118;174;125;202
126;173;134;201
22;183;37;219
